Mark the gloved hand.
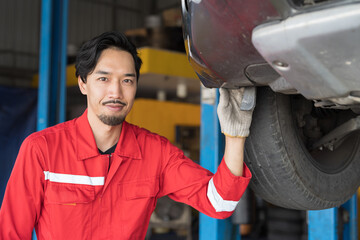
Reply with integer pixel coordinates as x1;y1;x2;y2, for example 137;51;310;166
217;87;256;137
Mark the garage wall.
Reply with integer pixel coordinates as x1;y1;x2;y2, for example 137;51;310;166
67;0;144;50
0;0;152;87
0;0;41;86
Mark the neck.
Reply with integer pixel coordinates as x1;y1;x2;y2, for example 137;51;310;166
87;111;122;152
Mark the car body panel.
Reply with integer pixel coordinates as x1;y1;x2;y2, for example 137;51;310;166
182;0;280;88
182;0;360;108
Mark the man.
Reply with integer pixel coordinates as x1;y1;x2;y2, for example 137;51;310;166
0;31;253;239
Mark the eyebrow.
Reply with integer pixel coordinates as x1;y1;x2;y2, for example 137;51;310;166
94;71;136;78
124;73;136;78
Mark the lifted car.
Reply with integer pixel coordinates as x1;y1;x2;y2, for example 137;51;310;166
182;0;360;210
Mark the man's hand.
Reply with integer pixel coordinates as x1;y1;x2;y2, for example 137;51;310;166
217;87;256;176
217;87;256;138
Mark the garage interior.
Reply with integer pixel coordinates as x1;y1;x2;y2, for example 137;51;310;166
0;0;358;239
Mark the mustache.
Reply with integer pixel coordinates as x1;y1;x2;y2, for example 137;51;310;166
102;100;126;106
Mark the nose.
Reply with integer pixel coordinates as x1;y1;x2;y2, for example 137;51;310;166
108;80;123;99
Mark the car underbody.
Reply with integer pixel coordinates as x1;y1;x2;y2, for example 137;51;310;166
182;0;360;209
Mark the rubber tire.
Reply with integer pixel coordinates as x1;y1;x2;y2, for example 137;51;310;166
245;87;360;210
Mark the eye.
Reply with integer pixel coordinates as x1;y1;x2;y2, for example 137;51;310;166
123;79;134;85
98;77;108;81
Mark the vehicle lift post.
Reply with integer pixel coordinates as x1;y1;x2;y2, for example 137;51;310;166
34;0;68;238
308;194;357;240
199;87;241;240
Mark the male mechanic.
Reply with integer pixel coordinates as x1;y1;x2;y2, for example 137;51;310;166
0;31;253;239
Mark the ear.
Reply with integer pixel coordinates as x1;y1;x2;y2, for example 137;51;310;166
78;76;87;95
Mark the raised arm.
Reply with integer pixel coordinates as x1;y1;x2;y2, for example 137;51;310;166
160;87;255;218
217;87;255;176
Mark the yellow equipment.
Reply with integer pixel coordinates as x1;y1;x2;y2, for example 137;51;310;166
126;98;200;143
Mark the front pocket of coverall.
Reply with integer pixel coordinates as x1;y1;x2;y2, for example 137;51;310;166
46;183;95;204
45;183;96;240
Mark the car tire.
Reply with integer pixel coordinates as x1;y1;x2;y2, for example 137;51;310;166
245;87;360;210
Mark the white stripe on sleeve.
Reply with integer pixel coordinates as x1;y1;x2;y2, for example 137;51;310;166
207;177;239;212
44;171;104;186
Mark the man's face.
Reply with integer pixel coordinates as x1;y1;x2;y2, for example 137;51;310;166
78;48;137;126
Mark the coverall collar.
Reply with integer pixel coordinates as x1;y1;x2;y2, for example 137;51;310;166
75;109;142;161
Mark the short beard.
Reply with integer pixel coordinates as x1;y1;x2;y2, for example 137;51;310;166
97;114;125;126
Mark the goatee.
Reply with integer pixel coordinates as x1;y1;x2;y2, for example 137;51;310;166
98;114;125;126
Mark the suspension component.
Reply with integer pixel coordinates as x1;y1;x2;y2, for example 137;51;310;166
311;116;360;151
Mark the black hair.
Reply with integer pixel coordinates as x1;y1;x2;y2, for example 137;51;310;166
75;31;142;83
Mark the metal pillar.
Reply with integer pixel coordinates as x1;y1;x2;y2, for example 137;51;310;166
308;194;357;240
199;86;241;240
33;0;68;239
37;0;68;131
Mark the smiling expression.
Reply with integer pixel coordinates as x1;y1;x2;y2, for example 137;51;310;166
78;48;137;126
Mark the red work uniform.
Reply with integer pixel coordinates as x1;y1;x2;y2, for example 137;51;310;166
0;110;251;240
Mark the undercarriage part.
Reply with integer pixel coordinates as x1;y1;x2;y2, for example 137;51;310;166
311;116;360;151
268;77;297;94
252;3;360;101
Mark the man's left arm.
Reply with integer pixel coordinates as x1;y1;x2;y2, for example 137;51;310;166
217;87;256;176
160;87;255;219
202;87;254;215
224;136;246;176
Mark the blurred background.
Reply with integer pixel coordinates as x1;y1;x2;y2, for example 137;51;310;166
0;1;202;239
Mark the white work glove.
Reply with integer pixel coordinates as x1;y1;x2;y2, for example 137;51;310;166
217;87;255;138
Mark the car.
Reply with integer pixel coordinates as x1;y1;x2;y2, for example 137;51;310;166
181;0;360;210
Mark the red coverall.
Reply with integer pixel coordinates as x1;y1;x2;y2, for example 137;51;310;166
0;110;251;240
